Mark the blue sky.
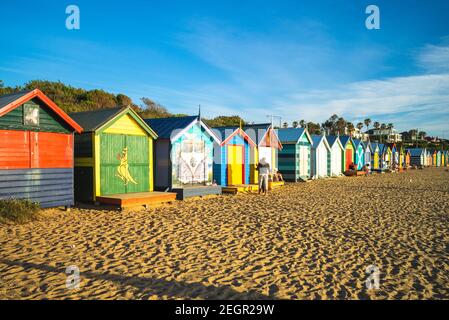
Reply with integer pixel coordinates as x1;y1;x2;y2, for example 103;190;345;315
1;0;448;136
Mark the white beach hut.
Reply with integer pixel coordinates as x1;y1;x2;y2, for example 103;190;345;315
326;135;344;177
311;134;331;179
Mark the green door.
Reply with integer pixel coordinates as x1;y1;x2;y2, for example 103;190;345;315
100;133;149;195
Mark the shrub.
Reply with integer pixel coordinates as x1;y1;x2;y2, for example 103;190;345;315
0;199;40;224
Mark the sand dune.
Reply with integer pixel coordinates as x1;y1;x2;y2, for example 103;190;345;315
0;167;448;299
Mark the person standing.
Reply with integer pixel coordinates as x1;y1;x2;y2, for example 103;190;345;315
257;157;270;195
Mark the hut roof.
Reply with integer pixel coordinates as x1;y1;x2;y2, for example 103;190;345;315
0;89;82;133
408;148;425;156
213;127;256;147
339;135;353;148
311;134;330;150
352;138;364;149
70;107;156;138
326;135;344;150
145;116;220;143
277;127;312;144
370;142;379;152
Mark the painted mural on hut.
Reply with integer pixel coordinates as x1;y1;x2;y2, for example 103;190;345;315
171;124;214;187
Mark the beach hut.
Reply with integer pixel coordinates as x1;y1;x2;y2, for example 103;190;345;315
352;139;365;170
213;127;257;188
431;150;437;166
370;142;380;170
387;143;398;168
445;151;449;167
311;134;331;179
0;89;82;208
409;148;425;167
326;135;345;177
277;127;313;181
244;123;282;176
436;151;442;167
145;115;222;199
70;107;173;207
364;141;373;168
378;143;391;170
339;136;356;171
426;149;431;166
397;144;405;169
405;149;411;168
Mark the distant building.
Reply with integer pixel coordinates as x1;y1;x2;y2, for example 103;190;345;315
366;128;402;143
352;127;370;142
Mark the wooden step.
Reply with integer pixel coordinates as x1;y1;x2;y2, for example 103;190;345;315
96;191;177;209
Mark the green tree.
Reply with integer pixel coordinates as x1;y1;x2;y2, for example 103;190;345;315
299;120;306;128
356;122;364;131
292;121;298;128
282;122;288;128
140;97;171;118
364;118;371;132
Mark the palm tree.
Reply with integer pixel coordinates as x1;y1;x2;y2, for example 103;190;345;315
373;121;380;129
299;120;306;128
356;122;364;130
292;121;299;128
364;118;371;132
282;122;288;128
380;123;387;143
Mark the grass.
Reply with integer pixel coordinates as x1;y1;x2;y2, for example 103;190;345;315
0;199;40;224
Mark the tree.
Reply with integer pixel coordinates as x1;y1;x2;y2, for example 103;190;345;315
299;120;306;128
373;121;380;129
307;122;322;135
116;94;133;107
364;118;371;132
292;121;298;128
282;122;288;128
0;80;3;88
346;122;355;137
356;122;364;131
205;116;245;127
140;97;171;118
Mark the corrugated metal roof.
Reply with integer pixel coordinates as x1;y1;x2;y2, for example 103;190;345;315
326;135;340;148
144;116;198;139
243;123;271;145
277;128;305;143
408;148;424;156
311;134;324;147
213;126;239;141
352;138;364;149
339;135;352;147
0;90;33;109
70;107;125;132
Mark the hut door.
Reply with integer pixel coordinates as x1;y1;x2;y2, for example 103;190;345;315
100;134;149;195
345;149;352;170
299;146;309;177
227;145;244;185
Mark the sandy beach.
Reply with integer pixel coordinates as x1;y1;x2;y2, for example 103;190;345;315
0;167;448;300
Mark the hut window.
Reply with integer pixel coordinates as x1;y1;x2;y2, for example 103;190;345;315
23;104;39;126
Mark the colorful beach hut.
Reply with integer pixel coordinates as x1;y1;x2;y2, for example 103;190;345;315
378;143;392;169
352;139;365;170
364;141;373;168
426;149;431;166
370;142;380;170
409;148;425;167
436;151;442;167
244;123;282;176
387;143;398;167
431;150;437;166
311;135;331;179
0;89;82;208
70;107;170;207
145;115;222;199
397;144;406;169
326;135;345;177
213;127;257;187
277;127;313;181
339;136;356;171
405;149;411;168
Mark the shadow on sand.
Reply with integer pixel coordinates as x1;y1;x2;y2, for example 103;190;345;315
0;258;272;300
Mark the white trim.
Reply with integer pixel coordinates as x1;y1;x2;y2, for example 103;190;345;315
170;118;221;144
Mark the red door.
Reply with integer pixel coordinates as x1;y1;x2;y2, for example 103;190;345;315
345;149;353;170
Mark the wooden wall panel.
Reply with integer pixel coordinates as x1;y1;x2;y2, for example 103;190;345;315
0;130;31;169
